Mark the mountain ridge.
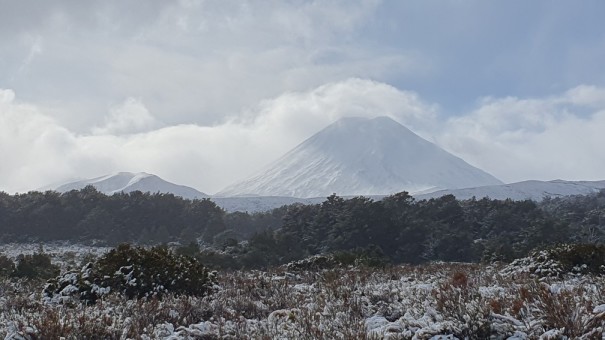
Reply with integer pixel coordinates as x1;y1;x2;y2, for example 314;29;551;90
48;174;605;212
415;179;605;201
216;179;605;212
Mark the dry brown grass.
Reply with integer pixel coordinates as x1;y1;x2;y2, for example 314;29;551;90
1;263;604;338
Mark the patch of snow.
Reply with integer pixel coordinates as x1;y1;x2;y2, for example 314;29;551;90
593;304;605;314
506;331;528;340
365;315;389;332
540;329;563;339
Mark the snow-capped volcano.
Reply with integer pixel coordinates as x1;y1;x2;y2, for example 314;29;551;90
218;116;503;198
54;172;208;199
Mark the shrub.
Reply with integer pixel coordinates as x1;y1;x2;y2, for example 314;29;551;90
286;247;389;271
286;254;340;271
96;244;215;299
502;243;605;277
43;262;109;305
12;252;60;280
433;270;491;338
0;254;14;277
552;243;605;274
196;249;241;270
44;244;216;304
333;246;389;268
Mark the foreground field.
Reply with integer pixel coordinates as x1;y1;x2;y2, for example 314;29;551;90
0;247;604;339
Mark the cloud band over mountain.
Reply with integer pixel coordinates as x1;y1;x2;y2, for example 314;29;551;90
2;80;605;194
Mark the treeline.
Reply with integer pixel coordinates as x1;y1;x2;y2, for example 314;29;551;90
1;186;604;267
0;186;283;245
0;186;224;244
195;191;605;269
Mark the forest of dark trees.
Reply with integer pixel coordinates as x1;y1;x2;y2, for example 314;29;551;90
1;185;604;268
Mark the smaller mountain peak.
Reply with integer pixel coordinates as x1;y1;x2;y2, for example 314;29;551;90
53;172;208;199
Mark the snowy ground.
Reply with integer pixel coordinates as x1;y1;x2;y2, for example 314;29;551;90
0;247;604;339
0;243;111;271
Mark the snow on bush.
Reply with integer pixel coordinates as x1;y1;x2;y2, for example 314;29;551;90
502;243;605;278
1;251;604;338
43;244;216;305
43;262;110;305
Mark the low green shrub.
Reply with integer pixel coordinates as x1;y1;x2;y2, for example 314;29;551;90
552;243;605;274
97;244;216;299
503;243;605;277
0;254;14;277
44;243;216;304
12;253;60;280
43;262;107;305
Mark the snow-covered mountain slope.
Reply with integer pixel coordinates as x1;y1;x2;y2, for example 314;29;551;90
218;116;503;198
415;179;605;201
55;172;209;199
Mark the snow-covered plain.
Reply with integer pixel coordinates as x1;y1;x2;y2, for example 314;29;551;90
1;247;604;339
0;243;111;272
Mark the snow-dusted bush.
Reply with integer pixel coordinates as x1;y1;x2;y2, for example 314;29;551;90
285;254;340;271
43;262;109;305
95;244;217;299
4;249;605;339
502;243;605;277
431;271;492;337
286;248;389;271
43;244;216;304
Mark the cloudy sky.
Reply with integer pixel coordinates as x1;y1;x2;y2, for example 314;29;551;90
1;0;605;194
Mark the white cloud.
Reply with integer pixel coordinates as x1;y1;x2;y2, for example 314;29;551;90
2;1;605;141
439;85;605;183
0;89;15;103
2;82;605;195
0;0;430;133
0;89;77;191
0;80;435;194
563;85;605;108
93;98;160;135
